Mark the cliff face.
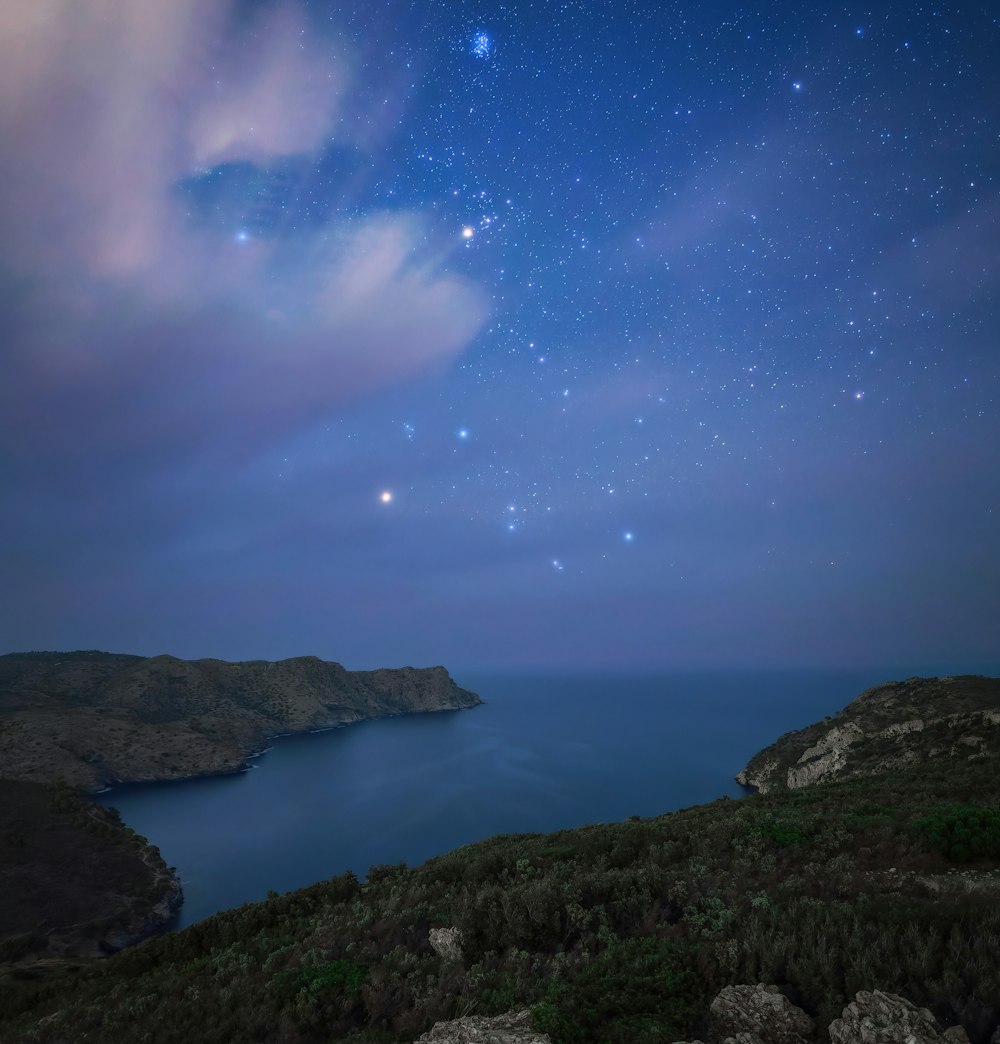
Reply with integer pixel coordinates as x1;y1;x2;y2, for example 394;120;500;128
736;675;1000;793
0;651;481;791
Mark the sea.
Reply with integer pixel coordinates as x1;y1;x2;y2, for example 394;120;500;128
96;670;898;929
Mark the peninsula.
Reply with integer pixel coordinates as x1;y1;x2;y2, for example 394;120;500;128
0;650;482;792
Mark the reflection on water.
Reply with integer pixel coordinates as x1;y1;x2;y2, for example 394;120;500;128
98;670;880;928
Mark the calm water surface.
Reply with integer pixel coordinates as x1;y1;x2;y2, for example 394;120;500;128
98;671;883;927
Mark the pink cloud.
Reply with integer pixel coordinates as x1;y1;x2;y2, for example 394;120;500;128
0;0;488;469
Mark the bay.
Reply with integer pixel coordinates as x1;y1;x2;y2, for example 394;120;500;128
98;669;883;929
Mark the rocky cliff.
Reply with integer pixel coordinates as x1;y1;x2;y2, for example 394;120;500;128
0;650;481;791
736;675;1000;793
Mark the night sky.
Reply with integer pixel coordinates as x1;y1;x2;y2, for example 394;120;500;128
1;1;997;672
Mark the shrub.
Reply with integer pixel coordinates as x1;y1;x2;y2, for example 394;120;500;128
531;937;706;1043
917;807;1000;863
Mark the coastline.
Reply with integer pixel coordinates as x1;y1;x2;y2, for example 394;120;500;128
91;701;483;796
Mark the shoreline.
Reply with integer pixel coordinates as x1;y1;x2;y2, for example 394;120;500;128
89;702;482;796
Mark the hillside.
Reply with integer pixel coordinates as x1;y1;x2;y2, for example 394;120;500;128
0;650;481;791
1;676;998;1043
0;780;181;962
736;675;1000;793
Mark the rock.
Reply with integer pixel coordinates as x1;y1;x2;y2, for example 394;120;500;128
429;926;464;962
416;1009;551;1042
708;984;814;1044
787;723;864;788
877;719;925;740
828;990;957;1044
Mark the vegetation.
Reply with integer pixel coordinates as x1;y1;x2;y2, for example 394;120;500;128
917;807;1000;863
2;753;999;1043
0;780;177;963
0;649;480;791
739;675;1000;792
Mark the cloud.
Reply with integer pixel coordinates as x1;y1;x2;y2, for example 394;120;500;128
0;0;488;477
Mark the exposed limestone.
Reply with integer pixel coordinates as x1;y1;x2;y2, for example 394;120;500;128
786;722;864;788
828;990;968;1044
429;926;465;962
707;984;814;1044
736;676;1000;792
877;719;925;740
416;1009;551;1043
735;756;780;792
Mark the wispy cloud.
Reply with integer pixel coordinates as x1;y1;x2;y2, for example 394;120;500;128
0;0;488;474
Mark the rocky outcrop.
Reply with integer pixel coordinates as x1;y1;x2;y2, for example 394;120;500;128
429;926;465;962
416;1010;551;1043
0;650;481;791
737;676;1000;793
828;990;969;1044
674;988;972;1044
785;723;864;789
708;984;814;1044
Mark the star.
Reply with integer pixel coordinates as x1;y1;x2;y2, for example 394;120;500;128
379;491;393;504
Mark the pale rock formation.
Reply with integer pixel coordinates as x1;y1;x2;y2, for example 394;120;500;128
735;757;781;793
877;720;925;740
708;984;814;1044
673;987;976;1044
828;990;968;1044
429;926;465;962
786;723;864;789
416;1009;551;1043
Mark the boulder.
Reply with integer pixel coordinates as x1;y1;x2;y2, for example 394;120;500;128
708;984;814;1044
416;1009;551;1042
429;926;464;962
828;990;966;1044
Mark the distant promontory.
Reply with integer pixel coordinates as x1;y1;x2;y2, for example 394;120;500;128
0;650;482;792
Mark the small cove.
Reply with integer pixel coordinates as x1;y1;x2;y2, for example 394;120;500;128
98;670;883;928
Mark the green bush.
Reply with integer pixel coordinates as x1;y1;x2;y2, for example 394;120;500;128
269;959;367;1005
756;819;810;847
917;807;1000;862
532;937;706;1043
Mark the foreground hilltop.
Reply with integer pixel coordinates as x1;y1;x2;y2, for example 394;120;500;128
0;650;481;791
2;674;998;1043
737;675;1000;793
